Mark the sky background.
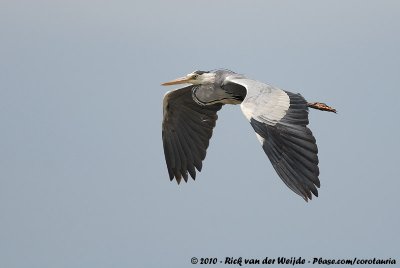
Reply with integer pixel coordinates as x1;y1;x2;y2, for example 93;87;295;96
1;0;399;267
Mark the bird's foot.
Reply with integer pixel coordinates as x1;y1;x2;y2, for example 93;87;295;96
307;102;337;113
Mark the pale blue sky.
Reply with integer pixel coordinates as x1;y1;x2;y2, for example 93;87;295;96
1;0;399;267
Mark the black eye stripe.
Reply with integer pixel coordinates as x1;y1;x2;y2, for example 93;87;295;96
193;70;209;75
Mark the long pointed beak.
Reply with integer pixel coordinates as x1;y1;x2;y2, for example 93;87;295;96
161;76;192;86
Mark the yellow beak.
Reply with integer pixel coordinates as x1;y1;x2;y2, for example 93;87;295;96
161;76;192;86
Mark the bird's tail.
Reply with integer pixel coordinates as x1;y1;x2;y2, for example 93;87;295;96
307;102;337;113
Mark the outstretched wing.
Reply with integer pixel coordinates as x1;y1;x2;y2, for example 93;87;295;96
162;85;223;183
225;77;320;201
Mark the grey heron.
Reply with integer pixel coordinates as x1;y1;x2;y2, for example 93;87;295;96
161;69;336;201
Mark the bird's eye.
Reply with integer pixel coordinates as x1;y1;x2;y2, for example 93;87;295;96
192;74;199;79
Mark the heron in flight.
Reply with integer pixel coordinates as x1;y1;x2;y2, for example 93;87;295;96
161;69;335;201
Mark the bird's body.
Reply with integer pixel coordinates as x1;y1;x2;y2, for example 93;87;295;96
161;69;335;201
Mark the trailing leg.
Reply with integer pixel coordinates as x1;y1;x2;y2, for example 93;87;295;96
307;102;337;113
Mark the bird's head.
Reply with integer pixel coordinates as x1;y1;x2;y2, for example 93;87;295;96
161;70;216;86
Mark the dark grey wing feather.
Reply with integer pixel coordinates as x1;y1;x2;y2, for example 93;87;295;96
162;85;222;183
250;92;320;201
228;77;320;201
